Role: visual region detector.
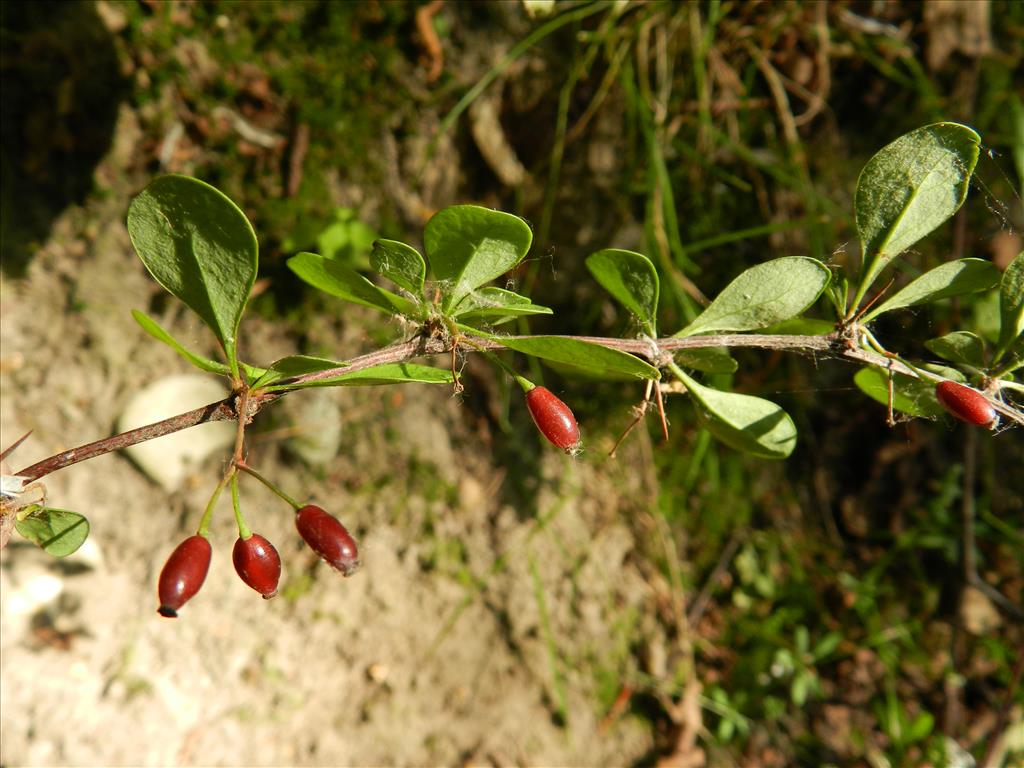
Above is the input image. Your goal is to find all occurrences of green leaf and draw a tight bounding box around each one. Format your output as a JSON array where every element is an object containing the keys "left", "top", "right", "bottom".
[
  {"left": 266, "top": 363, "right": 453, "bottom": 390},
  {"left": 452, "top": 287, "right": 552, "bottom": 325},
  {"left": 316, "top": 209, "right": 377, "bottom": 268},
  {"left": 853, "top": 365, "right": 964, "bottom": 418},
  {"left": 813, "top": 631, "right": 842, "bottom": 660},
  {"left": 287, "top": 252, "right": 420, "bottom": 317},
  {"left": 675, "top": 257, "right": 831, "bottom": 336},
  {"left": 854, "top": 123, "right": 981, "bottom": 299},
  {"left": 15, "top": 508, "right": 90, "bottom": 557},
  {"left": 996, "top": 251, "right": 1024, "bottom": 359},
  {"left": 281, "top": 207, "right": 376, "bottom": 270},
  {"left": 585, "top": 249, "right": 660, "bottom": 333},
  {"left": 905, "top": 712, "right": 935, "bottom": 743},
  {"left": 672, "top": 347, "right": 738, "bottom": 374},
  {"left": 126, "top": 175, "right": 258, "bottom": 364},
  {"left": 791, "top": 672, "right": 812, "bottom": 707},
  {"left": 675, "top": 370, "right": 797, "bottom": 459},
  {"left": 251, "top": 355, "right": 347, "bottom": 388},
  {"left": 478, "top": 332, "right": 660, "bottom": 380},
  {"left": 924, "top": 331, "right": 987, "bottom": 367},
  {"left": 758, "top": 318, "right": 835, "bottom": 335},
  {"left": 538, "top": 360, "right": 638, "bottom": 382},
  {"left": 424, "top": 205, "right": 533, "bottom": 310},
  {"left": 131, "top": 310, "right": 231, "bottom": 375},
  {"left": 862, "top": 258, "right": 1001, "bottom": 321},
  {"left": 371, "top": 239, "right": 427, "bottom": 296},
  {"left": 240, "top": 363, "right": 269, "bottom": 382}
]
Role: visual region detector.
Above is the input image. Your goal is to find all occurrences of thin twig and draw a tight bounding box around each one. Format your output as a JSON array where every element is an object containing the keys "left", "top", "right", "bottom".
[
  {"left": 285, "top": 121, "right": 309, "bottom": 197},
  {"left": 792, "top": 2, "right": 831, "bottom": 127},
  {"left": 13, "top": 330, "right": 1023, "bottom": 483},
  {"left": 415, "top": 0, "right": 445, "bottom": 84},
  {"left": 968, "top": 575, "right": 1024, "bottom": 622},
  {"left": 609, "top": 380, "right": 654, "bottom": 458},
  {"left": 15, "top": 399, "right": 241, "bottom": 482}
]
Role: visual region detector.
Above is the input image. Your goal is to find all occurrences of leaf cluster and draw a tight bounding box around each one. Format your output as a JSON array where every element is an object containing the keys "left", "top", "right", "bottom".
[{"left": 12, "top": 122, "right": 1022, "bottom": 558}]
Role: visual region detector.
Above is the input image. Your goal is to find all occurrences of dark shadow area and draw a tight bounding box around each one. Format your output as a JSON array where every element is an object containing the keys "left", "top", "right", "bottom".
[{"left": 1, "top": 1, "right": 124, "bottom": 276}]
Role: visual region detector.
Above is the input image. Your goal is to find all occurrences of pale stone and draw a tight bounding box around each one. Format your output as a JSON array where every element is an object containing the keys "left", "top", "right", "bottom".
[{"left": 117, "top": 374, "right": 235, "bottom": 492}]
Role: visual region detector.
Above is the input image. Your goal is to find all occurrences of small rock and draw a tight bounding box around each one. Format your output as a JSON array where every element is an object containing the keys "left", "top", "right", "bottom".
[
  {"left": 281, "top": 388, "right": 342, "bottom": 467},
  {"left": 960, "top": 585, "right": 1002, "bottom": 635},
  {"left": 117, "top": 374, "right": 234, "bottom": 491}
]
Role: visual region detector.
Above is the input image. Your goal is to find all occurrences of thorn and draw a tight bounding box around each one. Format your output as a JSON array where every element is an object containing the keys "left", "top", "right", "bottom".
[
  {"left": 849, "top": 277, "right": 896, "bottom": 324},
  {"left": 655, "top": 382, "right": 670, "bottom": 443},
  {"left": 0, "top": 431, "right": 33, "bottom": 463}
]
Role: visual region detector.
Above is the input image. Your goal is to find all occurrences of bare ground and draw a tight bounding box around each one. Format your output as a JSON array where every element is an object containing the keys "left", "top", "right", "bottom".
[{"left": 0, "top": 107, "right": 660, "bottom": 767}]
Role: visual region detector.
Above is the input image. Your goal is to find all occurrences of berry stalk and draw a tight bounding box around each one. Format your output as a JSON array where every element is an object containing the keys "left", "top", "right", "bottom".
[
  {"left": 231, "top": 474, "right": 251, "bottom": 540},
  {"left": 236, "top": 462, "right": 302, "bottom": 510}
]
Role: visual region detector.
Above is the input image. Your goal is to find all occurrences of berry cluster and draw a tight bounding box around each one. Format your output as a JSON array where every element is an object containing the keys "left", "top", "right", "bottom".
[
  {"left": 157, "top": 504, "right": 359, "bottom": 618},
  {"left": 156, "top": 372, "right": 576, "bottom": 619}
]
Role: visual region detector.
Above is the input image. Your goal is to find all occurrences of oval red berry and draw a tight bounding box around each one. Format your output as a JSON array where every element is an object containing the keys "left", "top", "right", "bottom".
[
  {"left": 526, "top": 386, "right": 581, "bottom": 452},
  {"left": 232, "top": 533, "right": 282, "bottom": 599},
  {"left": 935, "top": 381, "right": 996, "bottom": 428},
  {"left": 295, "top": 505, "right": 360, "bottom": 577},
  {"left": 157, "top": 535, "right": 212, "bottom": 618}
]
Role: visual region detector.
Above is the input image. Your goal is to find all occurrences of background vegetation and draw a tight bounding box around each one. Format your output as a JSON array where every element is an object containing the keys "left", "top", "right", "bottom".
[{"left": 2, "top": 1, "right": 1022, "bottom": 765}]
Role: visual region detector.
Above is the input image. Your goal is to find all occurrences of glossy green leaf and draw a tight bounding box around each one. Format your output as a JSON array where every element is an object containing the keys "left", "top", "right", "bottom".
[
  {"left": 288, "top": 252, "right": 420, "bottom": 316},
  {"left": 828, "top": 269, "right": 850, "bottom": 317},
  {"left": 996, "top": 251, "right": 1024, "bottom": 359},
  {"left": 479, "top": 333, "right": 659, "bottom": 380},
  {"left": 862, "top": 258, "right": 1000, "bottom": 321},
  {"left": 266, "top": 363, "right": 453, "bottom": 390},
  {"left": 371, "top": 239, "right": 427, "bottom": 296},
  {"left": 538, "top": 361, "right": 638, "bottom": 382},
  {"left": 924, "top": 331, "right": 987, "bottom": 367},
  {"left": 131, "top": 310, "right": 231, "bottom": 376},
  {"left": 758, "top": 318, "right": 835, "bottom": 335},
  {"left": 585, "top": 249, "right": 660, "bottom": 333},
  {"left": 251, "top": 355, "right": 348, "bottom": 388},
  {"left": 127, "top": 175, "right": 258, "bottom": 364},
  {"left": 452, "top": 287, "right": 552, "bottom": 325},
  {"left": 854, "top": 123, "right": 980, "bottom": 298},
  {"left": 672, "top": 347, "right": 738, "bottom": 374},
  {"left": 675, "top": 257, "right": 830, "bottom": 336},
  {"left": 676, "top": 370, "right": 796, "bottom": 459},
  {"left": 240, "top": 363, "right": 269, "bottom": 382},
  {"left": 15, "top": 508, "right": 90, "bottom": 557},
  {"left": 424, "top": 206, "right": 533, "bottom": 310},
  {"left": 853, "top": 365, "right": 964, "bottom": 418}
]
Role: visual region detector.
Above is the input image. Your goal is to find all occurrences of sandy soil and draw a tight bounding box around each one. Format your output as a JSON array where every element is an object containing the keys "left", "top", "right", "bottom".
[{"left": 0, "top": 104, "right": 665, "bottom": 767}]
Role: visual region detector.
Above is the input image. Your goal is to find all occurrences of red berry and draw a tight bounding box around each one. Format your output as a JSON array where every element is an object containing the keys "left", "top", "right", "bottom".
[
  {"left": 295, "top": 505, "right": 360, "bottom": 576},
  {"left": 935, "top": 381, "right": 997, "bottom": 428},
  {"left": 232, "top": 533, "right": 282, "bottom": 599},
  {"left": 526, "top": 386, "right": 581, "bottom": 452},
  {"left": 157, "top": 535, "right": 212, "bottom": 618}
]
